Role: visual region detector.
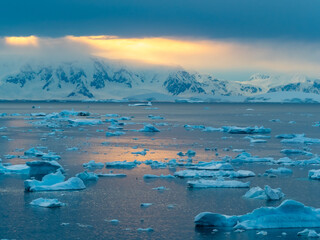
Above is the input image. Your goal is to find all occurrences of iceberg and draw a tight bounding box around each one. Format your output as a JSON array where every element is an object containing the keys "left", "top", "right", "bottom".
[
  {"left": 105, "top": 160, "right": 139, "bottom": 169},
  {"left": 194, "top": 200, "right": 320, "bottom": 229},
  {"left": 68, "top": 119, "right": 102, "bottom": 126},
  {"left": 232, "top": 152, "right": 273, "bottom": 163},
  {"left": 276, "top": 134, "right": 299, "bottom": 139},
  {"left": 105, "top": 131, "right": 126, "bottom": 137},
  {"left": 41, "top": 153, "right": 61, "bottom": 160},
  {"left": 281, "top": 134, "right": 320, "bottom": 144},
  {"left": 265, "top": 167, "right": 293, "bottom": 175},
  {"left": 139, "top": 124, "right": 160, "bottom": 132},
  {"left": 76, "top": 171, "right": 99, "bottom": 181},
  {"left": 24, "top": 171, "right": 86, "bottom": 192},
  {"left": 192, "top": 162, "right": 234, "bottom": 171},
  {"left": 30, "top": 198, "right": 66, "bottom": 208},
  {"left": 174, "top": 170, "right": 255, "bottom": 178},
  {"left": 26, "top": 160, "right": 64, "bottom": 175},
  {"left": 281, "top": 149, "right": 313, "bottom": 156},
  {"left": 128, "top": 102, "right": 152, "bottom": 107},
  {"left": 297, "top": 229, "right": 320, "bottom": 237},
  {"left": 244, "top": 185, "right": 284, "bottom": 200},
  {"left": 24, "top": 147, "right": 45, "bottom": 157},
  {"left": 308, "top": 169, "right": 320, "bottom": 180},
  {"left": 83, "top": 160, "right": 104, "bottom": 169},
  {"left": 0, "top": 163, "right": 30, "bottom": 174},
  {"left": 143, "top": 174, "right": 175, "bottom": 179},
  {"left": 188, "top": 179, "right": 250, "bottom": 188},
  {"left": 222, "top": 126, "right": 271, "bottom": 134}
]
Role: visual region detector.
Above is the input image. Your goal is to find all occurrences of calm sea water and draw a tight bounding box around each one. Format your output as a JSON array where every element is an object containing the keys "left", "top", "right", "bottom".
[{"left": 1, "top": 102, "right": 320, "bottom": 240}]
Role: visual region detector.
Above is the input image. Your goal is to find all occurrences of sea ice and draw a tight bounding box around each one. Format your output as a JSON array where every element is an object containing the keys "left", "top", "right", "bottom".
[
  {"left": 281, "top": 134, "right": 320, "bottom": 144},
  {"left": 105, "top": 161, "right": 139, "bottom": 169},
  {"left": 68, "top": 119, "right": 102, "bottom": 126},
  {"left": 222, "top": 126, "right": 271, "bottom": 134},
  {"left": 244, "top": 185, "right": 284, "bottom": 200},
  {"left": 194, "top": 200, "right": 320, "bottom": 229},
  {"left": 41, "top": 152, "right": 61, "bottom": 160},
  {"left": 0, "top": 163, "right": 30, "bottom": 174},
  {"left": 24, "top": 147, "right": 45, "bottom": 157},
  {"left": 265, "top": 167, "right": 293, "bottom": 175},
  {"left": 97, "top": 173, "right": 127, "bottom": 177},
  {"left": 297, "top": 229, "right": 320, "bottom": 237},
  {"left": 30, "top": 198, "right": 66, "bottom": 208},
  {"left": 143, "top": 174, "right": 175, "bottom": 179},
  {"left": 76, "top": 171, "right": 99, "bottom": 181},
  {"left": 174, "top": 170, "right": 255, "bottom": 178},
  {"left": 26, "top": 160, "right": 64, "bottom": 175},
  {"left": 24, "top": 171, "right": 86, "bottom": 192},
  {"left": 308, "top": 169, "right": 320, "bottom": 180},
  {"left": 188, "top": 178, "right": 250, "bottom": 188},
  {"left": 139, "top": 124, "right": 160, "bottom": 132},
  {"left": 232, "top": 152, "right": 273, "bottom": 163},
  {"left": 105, "top": 131, "right": 126, "bottom": 137},
  {"left": 83, "top": 160, "right": 104, "bottom": 169}
]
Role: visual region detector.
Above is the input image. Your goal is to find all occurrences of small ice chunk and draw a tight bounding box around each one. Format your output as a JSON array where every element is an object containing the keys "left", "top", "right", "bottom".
[
  {"left": 143, "top": 174, "right": 174, "bottom": 179},
  {"left": 139, "top": 124, "right": 160, "bottom": 132},
  {"left": 308, "top": 169, "right": 320, "bottom": 180},
  {"left": 152, "top": 186, "right": 168, "bottom": 190},
  {"left": 137, "top": 228, "right": 154, "bottom": 232},
  {"left": 97, "top": 173, "right": 127, "bottom": 177},
  {"left": 68, "top": 119, "right": 102, "bottom": 126},
  {"left": 105, "top": 161, "right": 138, "bottom": 169},
  {"left": 222, "top": 126, "right": 271, "bottom": 134},
  {"left": 265, "top": 167, "right": 293, "bottom": 175},
  {"left": 106, "top": 131, "right": 126, "bottom": 137},
  {"left": 30, "top": 198, "right": 65, "bottom": 208},
  {"left": 140, "top": 203, "right": 152, "bottom": 208}
]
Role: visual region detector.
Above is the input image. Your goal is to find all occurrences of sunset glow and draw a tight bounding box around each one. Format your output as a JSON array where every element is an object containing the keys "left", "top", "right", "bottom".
[{"left": 5, "top": 36, "right": 38, "bottom": 46}]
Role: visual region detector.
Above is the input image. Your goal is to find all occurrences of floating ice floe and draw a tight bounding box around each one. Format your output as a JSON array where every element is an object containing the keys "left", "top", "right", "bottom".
[
  {"left": 152, "top": 186, "right": 168, "bottom": 190},
  {"left": 128, "top": 102, "right": 152, "bottom": 107},
  {"left": 194, "top": 200, "right": 320, "bottom": 229},
  {"left": 281, "top": 134, "right": 320, "bottom": 144},
  {"left": 83, "top": 160, "right": 104, "bottom": 169},
  {"left": 232, "top": 152, "right": 273, "bottom": 163},
  {"left": 30, "top": 198, "right": 66, "bottom": 208},
  {"left": 26, "top": 160, "right": 64, "bottom": 175},
  {"left": 131, "top": 150, "right": 147, "bottom": 156},
  {"left": 297, "top": 229, "right": 320, "bottom": 237},
  {"left": 24, "top": 147, "right": 45, "bottom": 157},
  {"left": 76, "top": 171, "right": 99, "bottom": 181},
  {"left": 308, "top": 169, "right": 320, "bottom": 180},
  {"left": 0, "top": 163, "right": 30, "bottom": 174},
  {"left": 4, "top": 154, "right": 17, "bottom": 159},
  {"left": 190, "top": 162, "right": 234, "bottom": 171},
  {"left": 105, "top": 160, "right": 139, "bottom": 169},
  {"left": 143, "top": 174, "right": 175, "bottom": 179},
  {"left": 105, "top": 114, "right": 119, "bottom": 117},
  {"left": 24, "top": 171, "right": 86, "bottom": 192},
  {"left": 174, "top": 170, "right": 255, "bottom": 178},
  {"left": 276, "top": 134, "right": 299, "bottom": 139},
  {"left": 97, "top": 173, "right": 127, "bottom": 177},
  {"left": 139, "top": 124, "right": 160, "bottom": 132},
  {"left": 148, "top": 115, "right": 164, "bottom": 120},
  {"left": 243, "top": 185, "right": 285, "bottom": 200},
  {"left": 141, "top": 203, "right": 153, "bottom": 208},
  {"left": 188, "top": 178, "right": 250, "bottom": 188},
  {"left": 106, "top": 131, "right": 126, "bottom": 137},
  {"left": 281, "top": 149, "right": 313, "bottom": 156},
  {"left": 41, "top": 153, "right": 61, "bottom": 161},
  {"left": 265, "top": 167, "right": 293, "bottom": 175},
  {"left": 222, "top": 126, "right": 271, "bottom": 134},
  {"left": 68, "top": 119, "right": 102, "bottom": 126},
  {"left": 137, "top": 228, "right": 154, "bottom": 232}
]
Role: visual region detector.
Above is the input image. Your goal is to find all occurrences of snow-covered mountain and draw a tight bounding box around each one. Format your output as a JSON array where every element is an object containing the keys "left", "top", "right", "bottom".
[{"left": 0, "top": 57, "right": 319, "bottom": 102}]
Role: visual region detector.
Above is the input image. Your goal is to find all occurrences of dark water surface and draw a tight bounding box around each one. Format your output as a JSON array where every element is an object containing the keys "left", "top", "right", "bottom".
[{"left": 1, "top": 102, "right": 320, "bottom": 239}]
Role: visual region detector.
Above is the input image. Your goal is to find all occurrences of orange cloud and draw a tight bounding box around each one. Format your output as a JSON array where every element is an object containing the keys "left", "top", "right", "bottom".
[{"left": 5, "top": 36, "right": 38, "bottom": 46}]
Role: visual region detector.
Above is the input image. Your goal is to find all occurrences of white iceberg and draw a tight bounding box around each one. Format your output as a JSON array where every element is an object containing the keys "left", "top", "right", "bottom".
[
  {"left": 30, "top": 198, "right": 66, "bottom": 208},
  {"left": 297, "top": 229, "right": 320, "bottom": 237},
  {"left": 24, "top": 171, "right": 86, "bottom": 192},
  {"left": 244, "top": 185, "right": 284, "bottom": 200},
  {"left": 139, "top": 124, "right": 160, "bottom": 132},
  {"left": 194, "top": 200, "right": 320, "bottom": 229},
  {"left": 188, "top": 179, "right": 250, "bottom": 188}
]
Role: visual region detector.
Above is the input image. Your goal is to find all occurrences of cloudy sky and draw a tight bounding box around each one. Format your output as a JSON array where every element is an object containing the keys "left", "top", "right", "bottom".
[{"left": 1, "top": 0, "right": 319, "bottom": 80}]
